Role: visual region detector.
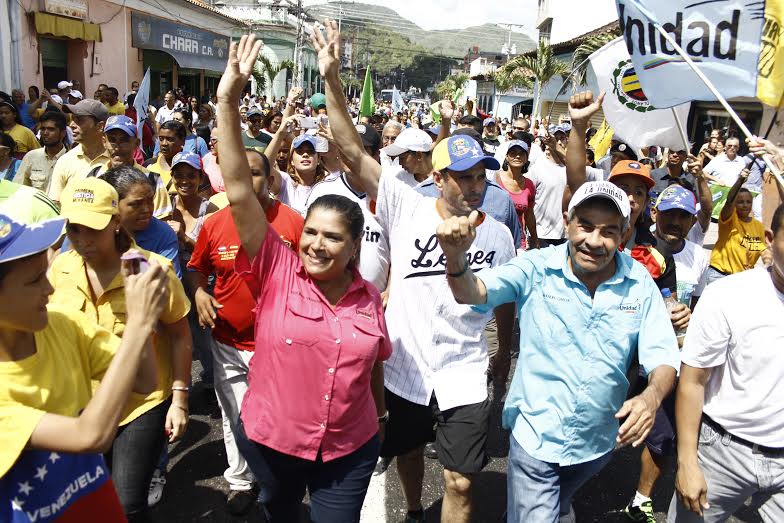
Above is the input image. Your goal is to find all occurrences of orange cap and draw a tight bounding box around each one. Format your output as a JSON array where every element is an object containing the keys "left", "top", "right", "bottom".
[{"left": 608, "top": 160, "right": 655, "bottom": 190}]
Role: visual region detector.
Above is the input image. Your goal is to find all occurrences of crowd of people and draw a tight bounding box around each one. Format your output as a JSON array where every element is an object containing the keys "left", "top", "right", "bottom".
[{"left": 0, "top": 18, "right": 783, "bottom": 523}]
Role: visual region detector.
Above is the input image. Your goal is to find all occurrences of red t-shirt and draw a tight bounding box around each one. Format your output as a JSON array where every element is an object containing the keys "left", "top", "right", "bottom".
[{"left": 187, "top": 202, "right": 303, "bottom": 351}]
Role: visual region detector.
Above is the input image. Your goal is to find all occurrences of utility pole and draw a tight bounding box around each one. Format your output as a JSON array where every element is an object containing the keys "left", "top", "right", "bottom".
[
  {"left": 498, "top": 23, "right": 525, "bottom": 63},
  {"left": 292, "top": 0, "right": 303, "bottom": 87}
]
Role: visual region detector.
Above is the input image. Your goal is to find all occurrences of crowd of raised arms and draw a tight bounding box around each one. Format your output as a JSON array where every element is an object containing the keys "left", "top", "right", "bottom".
[{"left": 0, "top": 17, "right": 783, "bottom": 523}]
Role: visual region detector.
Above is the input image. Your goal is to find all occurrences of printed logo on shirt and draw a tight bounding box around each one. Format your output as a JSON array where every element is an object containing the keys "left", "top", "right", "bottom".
[
  {"left": 216, "top": 244, "right": 240, "bottom": 261},
  {"left": 543, "top": 292, "right": 570, "bottom": 304},
  {"left": 740, "top": 234, "right": 764, "bottom": 253},
  {"left": 619, "top": 299, "right": 641, "bottom": 314},
  {"left": 406, "top": 233, "right": 495, "bottom": 279},
  {"left": 356, "top": 307, "right": 375, "bottom": 322},
  {"left": 363, "top": 225, "right": 380, "bottom": 244}
]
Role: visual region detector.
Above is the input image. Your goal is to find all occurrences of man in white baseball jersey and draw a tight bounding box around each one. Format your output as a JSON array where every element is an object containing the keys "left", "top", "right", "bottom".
[{"left": 313, "top": 20, "right": 516, "bottom": 523}]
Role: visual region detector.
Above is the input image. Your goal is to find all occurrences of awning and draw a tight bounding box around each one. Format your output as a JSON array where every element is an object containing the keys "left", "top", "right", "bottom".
[
  {"left": 131, "top": 12, "right": 230, "bottom": 73},
  {"left": 34, "top": 12, "right": 102, "bottom": 42}
]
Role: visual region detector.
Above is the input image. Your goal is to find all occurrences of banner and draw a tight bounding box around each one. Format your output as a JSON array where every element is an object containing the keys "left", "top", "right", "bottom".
[
  {"left": 359, "top": 66, "right": 375, "bottom": 117},
  {"left": 708, "top": 184, "right": 760, "bottom": 220},
  {"left": 589, "top": 38, "right": 690, "bottom": 153},
  {"left": 615, "top": 0, "right": 784, "bottom": 107},
  {"left": 134, "top": 68, "right": 150, "bottom": 140}
]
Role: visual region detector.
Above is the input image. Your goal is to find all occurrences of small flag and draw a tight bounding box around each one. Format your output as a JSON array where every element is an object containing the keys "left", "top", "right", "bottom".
[
  {"left": 615, "top": 0, "right": 784, "bottom": 107},
  {"left": 391, "top": 86, "right": 405, "bottom": 114},
  {"left": 589, "top": 119, "right": 614, "bottom": 159},
  {"left": 588, "top": 37, "right": 690, "bottom": 152},
  {"left": 134, "top": 68, "right": 151, "bottom": 140},
  {"left": 359, "top": 66, "right": 375, "bottom": 117}
]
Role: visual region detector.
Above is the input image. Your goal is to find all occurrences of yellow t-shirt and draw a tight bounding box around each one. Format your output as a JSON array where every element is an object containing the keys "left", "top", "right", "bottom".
[
  {"left": 710, "top": 211, "right": 766, "bottom": 274},
  {"left": 7, "top": 124, "right": 41, "bottom": 154},
  {"left": 98, "top": 162, "right": 173, "bottom": 220},
  {"left": 105, "top": 101, "right": 127, "bottom": 116},
  {"left": 48, "top": 246, "right": 191, "bottom": 425},
  {"left": 0, "top": 305, "right": 119, "bottom": 478}
]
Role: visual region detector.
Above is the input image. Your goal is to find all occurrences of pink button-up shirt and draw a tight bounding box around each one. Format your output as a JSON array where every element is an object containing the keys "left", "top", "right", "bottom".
[{"left": 236, "top": 228, "right": 392, "bottom": 462}]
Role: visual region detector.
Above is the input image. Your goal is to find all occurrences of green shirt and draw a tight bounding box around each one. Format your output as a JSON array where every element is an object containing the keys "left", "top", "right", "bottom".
[{"left": 241, "top": 131, "right": 271, "bottom": 153}]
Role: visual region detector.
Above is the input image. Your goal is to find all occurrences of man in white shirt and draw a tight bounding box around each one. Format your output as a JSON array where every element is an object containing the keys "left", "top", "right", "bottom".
[
  {"left": 527, "top": 131, "right": 568, "bottom": 246},
  {"left": 314, "top": 22, "right": 516, "bottom": 523},
  {"left": 702, "top": 136, "right": 746, "bottom": 187},
  {"left": 154, "top": 92, "right": 178, "bottom": 129},
  {"left": 380, "top": 127, "right": 435, "bottom": 188},
  {"left": 668, "top": 204, "right": 784, "bottom": 522}
]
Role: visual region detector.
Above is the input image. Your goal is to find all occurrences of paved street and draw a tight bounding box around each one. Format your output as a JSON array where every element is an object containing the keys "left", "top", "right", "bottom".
[{"left": 151, "top": 353, "right": 759, "bottom": 523}]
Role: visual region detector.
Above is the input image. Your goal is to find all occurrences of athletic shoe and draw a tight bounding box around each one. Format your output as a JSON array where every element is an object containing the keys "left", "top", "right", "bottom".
[
  {"left": 226, "top": 489, "right": 256, "bottom": 516},
  {"left": 424, "top": 441, "right": 438, "bottom": 459},
  {"left": 623, "top": 499, "right": 655, "bottom": 523},
  {"left": 147, "top": 469, "right": 166, "bottom": 507}
]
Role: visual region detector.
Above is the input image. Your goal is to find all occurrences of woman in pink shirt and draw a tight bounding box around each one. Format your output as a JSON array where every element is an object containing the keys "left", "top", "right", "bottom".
[
  {"left": 216, "top": 35, "right": 391, "bottom": 523},
  {"left": 495, "top": 139, "right": 539, "bottom": 249}
]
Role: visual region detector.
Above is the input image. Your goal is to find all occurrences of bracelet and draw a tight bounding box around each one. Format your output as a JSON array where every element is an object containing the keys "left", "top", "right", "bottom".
[
  {"left": 377, "top": 411, "right": 389, "bottom": 423},
  {"left": 446, "top": 262, "right": 470, "bottom": 278},
  {"left": 172, "top": 386, "right": 190, "bottom": 393}
]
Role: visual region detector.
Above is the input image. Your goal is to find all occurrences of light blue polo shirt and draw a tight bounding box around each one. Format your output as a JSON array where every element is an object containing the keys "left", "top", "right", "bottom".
[{"left": 475, "top": 243, "right": 680, "bottom": 465}]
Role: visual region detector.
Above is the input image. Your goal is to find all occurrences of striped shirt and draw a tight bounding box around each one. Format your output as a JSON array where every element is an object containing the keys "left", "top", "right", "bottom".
[{"left": 377, "top": 175, "right": 515, "bottom": 410}]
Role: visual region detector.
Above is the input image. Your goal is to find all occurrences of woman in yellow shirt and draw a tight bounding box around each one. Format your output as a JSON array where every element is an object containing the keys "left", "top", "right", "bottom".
[
  {"left": 0, "top": 99, "right": 40, "bottom": 158},
  {"left": 0, "top": 213, "right": 170, "bottom": 521},
  {"left": 708, "top": 168, "right": 768, "bottom": 285},
  {"left": 48, "top": 177, "right": 192, "bottom": 521}
]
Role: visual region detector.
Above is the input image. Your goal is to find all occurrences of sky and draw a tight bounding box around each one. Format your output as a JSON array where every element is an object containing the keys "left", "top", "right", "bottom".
[{"left": 305, "top": 0, "right": 541, "bottom": 36}]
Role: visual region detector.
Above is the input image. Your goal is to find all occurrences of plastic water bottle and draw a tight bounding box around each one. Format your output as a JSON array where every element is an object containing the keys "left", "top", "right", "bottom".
[{"left": 661, "top": 288, "right": 687, "bottom": 342}]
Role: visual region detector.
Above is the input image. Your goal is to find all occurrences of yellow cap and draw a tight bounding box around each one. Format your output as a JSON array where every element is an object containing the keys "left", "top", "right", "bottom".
[{"left": 60, "top": 177, "right": 119, "bottom": 230}]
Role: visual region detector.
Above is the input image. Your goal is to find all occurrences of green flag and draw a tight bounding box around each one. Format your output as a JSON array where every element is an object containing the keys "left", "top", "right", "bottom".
[{"left": 359, "top": 66, "right": 375, "bottom": 117}]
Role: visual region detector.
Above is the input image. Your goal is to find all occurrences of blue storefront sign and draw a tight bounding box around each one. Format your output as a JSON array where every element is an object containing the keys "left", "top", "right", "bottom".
[{"left": 131, "top": 12, "right": 230, "bottom": 72}]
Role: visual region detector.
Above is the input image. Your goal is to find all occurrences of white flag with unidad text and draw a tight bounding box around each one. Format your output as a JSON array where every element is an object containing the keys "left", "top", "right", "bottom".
[{"left": 589, "top": 38, "right": 690, "bottom": 152}]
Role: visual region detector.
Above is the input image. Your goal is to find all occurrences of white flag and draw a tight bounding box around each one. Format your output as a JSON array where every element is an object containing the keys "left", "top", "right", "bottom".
[
  {"left": 134, "top": 68, "right": 151, "bottom": 140},
  {"left": 589, "top": 38, "right": 690, "bottom": 152},
  {"left": 391, "top": 86, "right": 405, "bottom": 114}
]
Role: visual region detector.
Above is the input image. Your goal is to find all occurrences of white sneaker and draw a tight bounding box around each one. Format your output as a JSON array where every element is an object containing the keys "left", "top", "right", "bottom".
[{"left": 147, "top": 469, "right": 166, "bottom": 507}]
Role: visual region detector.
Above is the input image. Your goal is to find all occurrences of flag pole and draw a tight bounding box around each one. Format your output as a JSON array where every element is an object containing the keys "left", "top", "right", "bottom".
[
  {"left": 650, "top": 23, "right": 784, "bottom": 190},
  {"left": 671, "top": 108, "right": 690, "bottom": 152}
]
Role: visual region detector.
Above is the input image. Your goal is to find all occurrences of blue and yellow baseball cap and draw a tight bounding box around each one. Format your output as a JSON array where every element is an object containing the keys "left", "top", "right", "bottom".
[
  {"left": 0, "top": 214, "right": 66, "bottom": 263},
  {"left": 104, "top": 115, "right": 137, "bottom": 137},
  {"left": 655, "top": 185, "right": 697, "bottom": 215},
  {"left": 432, "top": 135, "right": 500, "bottom": 172}
]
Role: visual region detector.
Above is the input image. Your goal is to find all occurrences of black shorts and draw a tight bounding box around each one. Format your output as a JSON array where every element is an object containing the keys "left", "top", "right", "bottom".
[
  {"left": 645, "top": 392, "right": 676, "bottom": 456},
  {"left": 380, "top": 388, "right": 490, "bottom": 474}
]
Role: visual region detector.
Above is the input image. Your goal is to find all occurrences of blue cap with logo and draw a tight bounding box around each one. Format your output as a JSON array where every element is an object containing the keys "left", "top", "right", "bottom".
[
  {"left": 104, "top": 115, "right": 137, "bottom": 137},
  {"left": 0, "top": 214, "right": 66, "bottom": 264},
  {"left": 506, "top": 139, "right": 529, "bottom": 153},
  {"left": 655, "top": 185, "right": 697, "bottom": 215},
  {"left": 172, "top": 151, "right": 202, "bottom": 171},
  {"left": 432, "top": 134, "right": 501, "bottom": 172},
  {"left": 292, "top": 134, "right": 318, "bottom": 150}
]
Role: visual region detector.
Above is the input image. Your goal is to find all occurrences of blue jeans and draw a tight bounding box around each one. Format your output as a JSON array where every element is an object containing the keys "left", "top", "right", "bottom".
[
  {"left": 188, "top": 308, "right": 214, "bottom": 385},
  {"left": 235, "top": 418, "right": 379, "bottom": 523},
  {"left": 105, "top": 399, "right": 170, "bottom": 522},
  {"left": 507, "top": 434, "right": 613, "bottom": 522}
]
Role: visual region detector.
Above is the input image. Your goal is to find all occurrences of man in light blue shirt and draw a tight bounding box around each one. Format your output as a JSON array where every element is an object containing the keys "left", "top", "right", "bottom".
[{"left": 436, "top": 180, "right": 680, "bottom": 522}]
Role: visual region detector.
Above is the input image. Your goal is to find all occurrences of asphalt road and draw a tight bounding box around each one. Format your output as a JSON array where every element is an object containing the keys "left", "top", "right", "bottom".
[{"left": 149, "top": 359, "right": 760, "bottom": 523}]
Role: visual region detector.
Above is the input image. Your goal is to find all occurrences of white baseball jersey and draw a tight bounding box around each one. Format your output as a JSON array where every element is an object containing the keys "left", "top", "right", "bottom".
[
  {"left": 305, "top": 173, "right": 390, "bottom": 291},
  {"left": 377, "top": 174, "right": 516, "bottom": 410}
]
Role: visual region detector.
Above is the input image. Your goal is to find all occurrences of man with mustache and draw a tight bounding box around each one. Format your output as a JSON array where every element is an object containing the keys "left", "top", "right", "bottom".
[{"left": 439, "top": 179, "right": 680, "bottom": 522}]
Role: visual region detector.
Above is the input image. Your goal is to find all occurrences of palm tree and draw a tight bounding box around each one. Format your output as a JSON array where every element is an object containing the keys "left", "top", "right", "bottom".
[
  {"left": 435, "top": 72, "right": 470, "bottom": 101},
  {"left": 255, "top": 56, "right": 295, "bottom": 99},
  {"left": 340, "top": 71, "right": 362, "bottom": 99},
  {"left": 500, "top": 39, "right": 570, "bottom": 120},
  {"left": 491, "top": 68, "right": 531, "bottom": 116},
  {"left": 569, "top": 32, "right": 620, "bottom": 89}
]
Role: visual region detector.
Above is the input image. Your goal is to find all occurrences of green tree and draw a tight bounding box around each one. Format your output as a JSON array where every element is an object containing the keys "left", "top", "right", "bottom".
[
  {"left": 500, "top": 39, "right": 570, "bottom": 120},
  {"left": 569, "top": 33, "right": 619, "bottom": 89},
  {"left": 435, "top": 72, "right": 469, "bottom": 100},
  {"left": 255, "top": 56, "right": 295, "bottom": 99},
  {"left": 340, "top": 71, "right": 362, "bottom": 99},
  {"left": 491, "top": 68, "right": 531, "bottom": 116}
]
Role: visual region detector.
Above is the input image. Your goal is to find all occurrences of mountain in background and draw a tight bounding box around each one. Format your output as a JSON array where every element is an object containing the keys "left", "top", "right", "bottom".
[{"left": 308, "top": 2, "right": 535, "bottom": 58}]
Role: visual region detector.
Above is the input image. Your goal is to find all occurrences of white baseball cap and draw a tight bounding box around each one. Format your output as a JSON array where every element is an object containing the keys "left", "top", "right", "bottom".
[
  {"left": 57, "top": 81, "right": 73, "bottom": 90},
  {"left": 567, "top": 181, "right": 631, "bottom": 221},
  {"left": 381, "top": 128, "right": 432, "bottom": 157},
  {"left": 69, "top": 90, "right": 83, "bottom": 100}
]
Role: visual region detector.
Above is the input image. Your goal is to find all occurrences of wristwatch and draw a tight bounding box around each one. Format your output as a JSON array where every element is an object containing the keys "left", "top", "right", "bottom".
[{"left": 377, "top": 411, "right": 389, "bottom": 423}]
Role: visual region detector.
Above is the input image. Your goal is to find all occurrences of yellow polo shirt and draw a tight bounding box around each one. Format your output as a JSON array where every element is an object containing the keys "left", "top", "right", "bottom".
[
  {"left": 710, "top": 211, "right": 766, "bottom": 274},
  {"left": 48, "top": 144, "right": 111, "bottom": 201},
  {"left": 48, "top": 246, "right": 191, "bottom": 425},
  {"left": 0, "top": 305, "right": 119, "bottom": 478},
  {"left": 147, "top": 155, "right": 175, "bottom": 194},
  {"left": 7, "top": 124, "right": 41, "bottom": 155}
]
